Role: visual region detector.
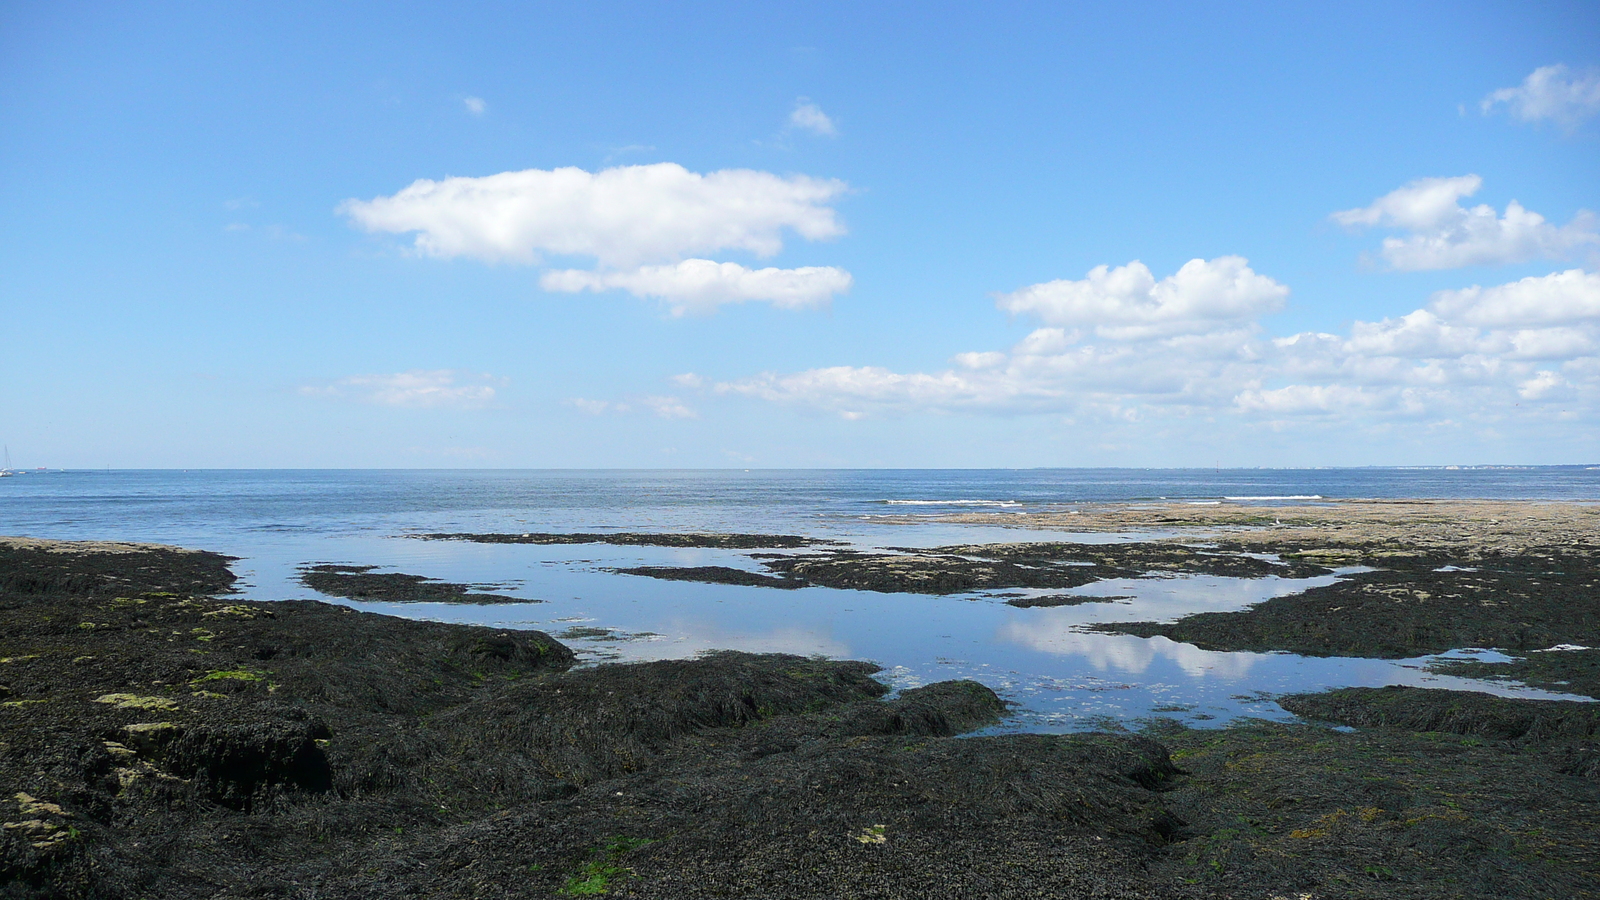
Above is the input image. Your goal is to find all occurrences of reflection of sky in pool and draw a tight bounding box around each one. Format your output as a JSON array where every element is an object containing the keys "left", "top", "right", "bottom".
[
  {"left": 5, "top": 469, "right": 1591, "bottom": 732},
  {"left": 219, "top": 532, "right": 1585, "bottom": 732}
]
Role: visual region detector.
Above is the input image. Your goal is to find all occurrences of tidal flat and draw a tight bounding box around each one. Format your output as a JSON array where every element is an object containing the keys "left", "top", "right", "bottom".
[{"left": 2, "top": 499, "right": 1598, "bottom": 898}]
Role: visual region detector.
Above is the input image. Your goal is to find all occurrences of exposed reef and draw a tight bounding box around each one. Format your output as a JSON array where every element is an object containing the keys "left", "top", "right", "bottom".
[
  {"left": 1098, "top": 540, "right": 1600, "bottom": 664},
  {"left": 414, "top": 531, "right": 835, "bottom": 549},
  {"left": 300, "top": 563, "right": 532, "bottom": 604},
  {"left": 1001, "top": 593, "right": 1130, "bottom": 608},
  {"left": 615, "top": 540, "right": 1333, "bottom": 595},
  {"left": 614, "top": 564, "right": 804, "bottom": 589},
  {"left": 1427, "top": 646, "right": 1600, "bottom": 699}
]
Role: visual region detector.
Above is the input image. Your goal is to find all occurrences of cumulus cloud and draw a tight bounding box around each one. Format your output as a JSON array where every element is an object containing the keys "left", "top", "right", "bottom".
[
  {"left": 715, "top": 265, "right": 1600, "bottom": 431},
  {"left": 996, "top": 257, "right": 1288, "bottom": 339},
  {"left": 1481, "top": 64, "right": 1600, "bottom": 128},
  {"left": 540, "top": 259, "right": 851, "bottom": 315},
  {"left": 1428, "top": 268, "right": 1600, "bottom": 327},
  {"left": 788, "top": 99, "right": 837, "bottom": 136},
  {"left": 342, "top": 162, "right": 853, "bottom": 315},
  {"left": 302, "top": 370, "right": 500, "bottom": 408},
  {"left": 1332, "top": 175, "right": 1599, "bottom": 270},
  {"left": 463, "top": 96, "right": 487, "bottom": 115},
  {"left": 340, "top": 163, "right": 848, "bottom": 268}
]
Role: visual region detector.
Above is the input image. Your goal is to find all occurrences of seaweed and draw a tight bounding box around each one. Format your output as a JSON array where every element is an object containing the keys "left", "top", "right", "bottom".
[
  {"left": 414, "top": 531, "right": 835, "bottom": 549},
  {"left": 300, "top": 564, "right": 533, "bottom": 605}
]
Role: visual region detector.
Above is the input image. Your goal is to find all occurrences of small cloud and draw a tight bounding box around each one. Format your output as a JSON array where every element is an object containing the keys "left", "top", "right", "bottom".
[
  {"left": 1332, "top": 176, "right": 1599, "bottom": 270},
  {"left": 565, "top": 395, "right": 696, "bottom": 418},
  {"left": 788, "top": 98, "right": 837, "bottom": 137},
  {"left": 303, "top": 370, "right": 501, "bottom": 408},
  {"left": 1518, "top": 370, "right": 1565, "bottom": 400},
  {"left": 568, "top": 398, "right": 624, "bottom": 415},
  {"left": 641, "top": 395, "right": 697, "bottom": 419},
  {"left": 995, "top": 256, "right": 1289, "bottom": 339},
  {"left": 463, "top": 96, "right": 487, "bottom": 116},
  {"left": 672, "top": 373, "right": 706, "bottom": 389},
  {"left": 224, "top": 197, "right": 259, "bottom": 211},
  {"left": 541, "top": 259, "right": 851, "bottom": 315},
  {"left": 954, "top": 351, "right": 1006, "bottom": 370},
  {"left": 1480, "top": 64, "right": 1600, "bottom": 129},
  {"left": 224, "top": 223, "right": 250, "bottom": 232}
]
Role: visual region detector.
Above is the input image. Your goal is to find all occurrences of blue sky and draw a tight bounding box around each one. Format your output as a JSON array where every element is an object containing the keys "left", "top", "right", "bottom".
[{"left": 2, "top": 1, "right": 1598, "bottom": 468}]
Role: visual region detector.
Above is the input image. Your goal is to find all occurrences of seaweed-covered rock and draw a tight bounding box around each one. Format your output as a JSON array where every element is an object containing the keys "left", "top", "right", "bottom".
[
  {"left": 1280, "top": 685, "right": 1600, "bottom": 743},
  {"left": 300, "top": 564, "right": 529, "bottom": 604},
  {"left": 415, "top": 531, "right": 830, "bottom": 549},
  {"left": 618, "top": 540, "right": 1334, "bottom": 595},
  {"left": 157, "top": 717, "right": 333, "bottom": 809},
  {"left": 1103, "top": 550, "right": 1600, "bottom": 658}
]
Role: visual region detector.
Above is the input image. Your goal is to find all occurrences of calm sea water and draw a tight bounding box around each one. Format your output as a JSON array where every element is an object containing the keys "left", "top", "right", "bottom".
[{"left": 3, "top": 468, "right": 1596, "bottom": 731}]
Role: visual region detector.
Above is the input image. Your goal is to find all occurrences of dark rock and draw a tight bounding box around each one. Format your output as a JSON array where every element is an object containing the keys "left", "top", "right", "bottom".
[
  {"left": 614, "top": 565, "right": 804, "bottom": 588},
  {"left": 1100, "top": 549, "right": 1600, "bottom": 658},
  {"left": 414, "top": 531, "right": 834, "bottom": 549},
  {"left": 299, "top": 564, "right": 530, "bottom": 604},
  {"left": 1280, "top": 685, "right": 1600, "bottom": 743}
]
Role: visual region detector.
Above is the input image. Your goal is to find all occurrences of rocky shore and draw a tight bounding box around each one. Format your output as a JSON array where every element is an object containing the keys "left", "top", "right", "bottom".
[{"left": 3, "top": 511, "right": 1598, "bottom": 898}]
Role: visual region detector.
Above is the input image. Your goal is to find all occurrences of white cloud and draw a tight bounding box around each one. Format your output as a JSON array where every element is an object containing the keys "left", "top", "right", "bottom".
[
  {"left": 1519, "top": 370, "right": 1565, "bottom": 400},
  {"left": 1428, "top": 268, "right": 1600, "bottom": 327},
  {"left": 995, "top": 257, "right": 1289, "bottom": 339},
  {"left": 1233, "top": 384, "right": 1380, "bottom": 415},
  {"left": 566, "top": 394, "right": 697, "bottom": 419},
  {"left": 303, "top": 370, "right": 500, "bottom": 408},
  {"left": 463, "top": 96, "right": 487, "bottom": 116},
  {"left": 714, "top": 266, "right": 1600, "bottom": 431},
  {"left": 1331, "top": 175, "right": 1482, "bottom": 231},
  {"left": 640, "top": 395, "right": 698, "bottom": 419},
  {"left": 1481, "top": 64, "right": 1600, "bottom": 128},
  {"left": 568, "top": 398, "right": 619, "bottom": 415},
  {"left": 788, "top": 99, "right": 837, "bottom": 136},
  {"left": 1332, "top": 175, "right": 1599, "bottom": 270},
  {"left": 339, "top": 163, "right": 847, "bottom": 269},
  {"left": 540, "top": 259, "right": 851, "bottom": 315},
  {"left": 953, "top": 351, "right": 1006, "bottom": 369}
]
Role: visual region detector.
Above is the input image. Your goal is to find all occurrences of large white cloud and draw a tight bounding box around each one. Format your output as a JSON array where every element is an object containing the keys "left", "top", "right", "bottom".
[
  {"left": 340, "top": 163, "right": 847, "bottom": 268},
  {"left": 995, "top": 257, "right": 1288, "bottom": 339},
  {"left": 707, "top": 267, "right": 1600, "bottom": 430},
  {"left": 1332, "top": 176, "right": 1599, "bottom": 270},
  {"left": 1480, "top": 64, "right": 1600, "bottom": 128},
  {"left": 540, "top": 259, "right": 852, "bottom": 315}
]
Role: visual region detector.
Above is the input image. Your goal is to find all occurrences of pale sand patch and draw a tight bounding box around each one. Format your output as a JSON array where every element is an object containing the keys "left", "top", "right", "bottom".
[
  {"left": 0, "top": 537, "right": 203, "bottom": 555},
  {"left": 873, "top": 499, "right": 1600, "bottom": 554}
]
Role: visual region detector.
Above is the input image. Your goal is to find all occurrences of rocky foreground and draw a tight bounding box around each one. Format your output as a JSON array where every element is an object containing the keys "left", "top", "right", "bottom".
[{"left": 2, "top": 530, "right": 1598, "bottom": 899}]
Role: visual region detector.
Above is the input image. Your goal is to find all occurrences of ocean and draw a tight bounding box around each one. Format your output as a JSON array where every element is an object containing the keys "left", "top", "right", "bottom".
[{"left": 3, "top": 467, "right": 1596, "bottom": 731}]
